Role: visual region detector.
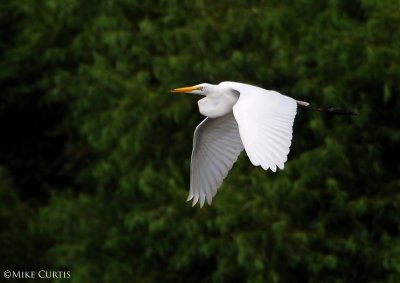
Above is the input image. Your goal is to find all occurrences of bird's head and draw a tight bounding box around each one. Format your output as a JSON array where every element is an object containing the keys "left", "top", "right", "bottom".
[{"left": 170, "top": 83, "right": 215, "bottom": 95}]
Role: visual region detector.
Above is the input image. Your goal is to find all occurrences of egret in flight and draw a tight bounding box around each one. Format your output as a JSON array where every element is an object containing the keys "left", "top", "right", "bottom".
[{"left": 171, "top": 82, "right": 355, "bottom": 207}]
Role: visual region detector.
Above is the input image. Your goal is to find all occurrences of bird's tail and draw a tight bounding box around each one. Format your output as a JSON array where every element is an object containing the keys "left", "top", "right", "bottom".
[{"left": 296, "top": 100, "right": 357, "bottom": 116}]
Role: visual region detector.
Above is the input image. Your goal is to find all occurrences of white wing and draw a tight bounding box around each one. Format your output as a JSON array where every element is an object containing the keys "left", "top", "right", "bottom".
[
  {"left": 189, "top": 113, "right": 244, "bottom": 207},
  {"left": 220, "top": 82, "right": 297, "bottom": 172}
]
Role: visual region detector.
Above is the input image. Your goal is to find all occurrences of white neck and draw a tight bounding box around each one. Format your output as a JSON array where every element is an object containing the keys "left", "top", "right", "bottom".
[{"left": 197, "top": 86, "right": 239, "bottom": 118}]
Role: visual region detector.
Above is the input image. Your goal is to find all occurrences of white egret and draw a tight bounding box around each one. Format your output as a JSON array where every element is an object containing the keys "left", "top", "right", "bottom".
[{"left": 171, "top": 81, "right": 355, "bottom": 207}]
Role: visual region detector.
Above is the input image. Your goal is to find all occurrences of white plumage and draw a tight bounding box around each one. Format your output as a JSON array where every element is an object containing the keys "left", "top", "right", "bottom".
[{"left": 171, "top": 81, "right": 298, "bottom": 207}]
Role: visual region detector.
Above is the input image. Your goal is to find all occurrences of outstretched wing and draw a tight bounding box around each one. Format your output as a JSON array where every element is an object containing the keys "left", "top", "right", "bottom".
[
  {"left": 189, "top": 113, "right": 244, "bottom": 207},
  {"left": 220, "top": 82, "right": 297, "bottom": 172}
]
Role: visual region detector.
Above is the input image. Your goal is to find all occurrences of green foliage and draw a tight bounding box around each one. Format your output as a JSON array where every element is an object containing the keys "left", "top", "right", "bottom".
[
  {"left": 1, "top": 0, "right": 400, "bottom": 282},
  {"left": 0, "top": 167, "right": 48, "bottom": 271}
]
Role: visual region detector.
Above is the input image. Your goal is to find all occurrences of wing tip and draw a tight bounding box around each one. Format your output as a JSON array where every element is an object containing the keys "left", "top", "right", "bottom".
[{"left": 187, "top": 193, "right": 214, "bottom": 208}]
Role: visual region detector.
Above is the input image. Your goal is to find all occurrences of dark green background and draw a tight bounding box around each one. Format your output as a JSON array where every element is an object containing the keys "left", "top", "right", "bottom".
[{"left": 1, "top": 0, "right": 399, "bottom": 282}]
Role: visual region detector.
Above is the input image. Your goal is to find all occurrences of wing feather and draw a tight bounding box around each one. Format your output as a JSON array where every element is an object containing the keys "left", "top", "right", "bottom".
[
  {"left": 219, "top": 82, "right": 297, "bottom": 171},
  {"left": 189, "top": 113, "right": 244, "bottom": 207}
]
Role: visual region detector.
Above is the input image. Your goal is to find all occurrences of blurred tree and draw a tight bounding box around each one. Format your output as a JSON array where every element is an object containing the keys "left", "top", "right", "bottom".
[{"left": 1, "top": 0, "right": 399, "bottom": 282}]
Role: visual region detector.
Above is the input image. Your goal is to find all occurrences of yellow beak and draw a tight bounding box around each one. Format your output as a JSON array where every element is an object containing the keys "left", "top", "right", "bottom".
[{"left": 170, "top": 85, "right": 200, "bottom": 93}]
